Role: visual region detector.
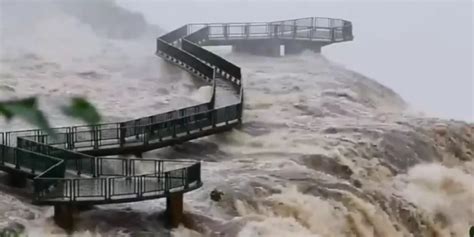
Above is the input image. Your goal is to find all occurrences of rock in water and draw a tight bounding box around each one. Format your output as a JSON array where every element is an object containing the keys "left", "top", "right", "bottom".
[{"left": 210, "top": 189, "right": 224, "bottom": 202}]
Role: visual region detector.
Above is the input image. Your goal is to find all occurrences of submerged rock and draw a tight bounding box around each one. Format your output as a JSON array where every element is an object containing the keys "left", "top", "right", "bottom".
[{"left": 210, "top": 189, "right": 224, "bottom": 202}]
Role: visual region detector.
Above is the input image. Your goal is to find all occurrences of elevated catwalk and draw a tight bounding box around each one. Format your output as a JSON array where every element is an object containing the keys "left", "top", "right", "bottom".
[{"left": 0, "top": 17, "right": 353, "bottom": 230}]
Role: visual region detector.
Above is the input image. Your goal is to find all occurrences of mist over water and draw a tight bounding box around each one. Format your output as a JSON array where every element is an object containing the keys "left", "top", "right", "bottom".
[
  {"left": 0, "top": 0, "right": 207, "bottom": 130},
  {"left": 0, "top": 1, "right": 473, "bottom": 237}
]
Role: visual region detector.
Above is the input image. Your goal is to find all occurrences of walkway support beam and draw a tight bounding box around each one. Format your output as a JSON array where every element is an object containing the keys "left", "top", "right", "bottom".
[
  {"left": 284, "top": 41, "right": 328, "bottom": 55},
  {"left": 166, "top": 192, "right": 184, "bottom": 227},
  {"left": 232, "top": 39, "right": 281, "bottom": 57},
  {"left": 230, "top": 40, "right": 330, "bottom": 57},
  {"left": 54, "top": 204, "right": 79, "bottom": 231}
]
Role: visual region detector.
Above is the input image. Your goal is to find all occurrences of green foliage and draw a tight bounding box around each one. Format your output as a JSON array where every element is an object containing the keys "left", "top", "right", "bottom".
[
  {"left": 0, "top": 227, "right": 26, "bottom": 237},
  {"left": 61, "top": 97, "right": 101, "bottom": 125},
  {"left": 0, "top": 97, "right": 101, "bottom": 134},
  {"left": 0, "top": 97, "right": 52, "bottom": 134}
]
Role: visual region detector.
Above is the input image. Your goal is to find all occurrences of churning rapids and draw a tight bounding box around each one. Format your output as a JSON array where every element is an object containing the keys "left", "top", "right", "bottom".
[{"left": 0, "top": 1, "right": 472, "bottom": 237}]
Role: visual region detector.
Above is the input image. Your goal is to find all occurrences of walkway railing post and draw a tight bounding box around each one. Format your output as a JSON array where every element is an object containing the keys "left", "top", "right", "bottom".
[
  {"left": 223, "top": 24, "right": 228, "bottom": 39},
  {"left": 92, "top": 157, "right": 97, "bottom": 177},
  {"left": 72, "top": 179, "right": 77, "bottom": 201},
  {"left": 101, "top": 178, "right": 105, "bottom": 200},
  {"left": 183, "top": 168, "right": 188, "bottom": 189},
  {"left": 165, "top": 172, "right": 170, "bottom": 194},
  {"left": 66, "top": 127, "right": 71, "bottom": 150},
  {"left": 0, "top": 144, "right": 4, "bottom": 165},
  {"left": 212, "top": 110, "right": 217, "bottom": 128},
  {"left": 93, "top": 126, "right": 99, "bottom": 150},
  {"left": 137, "top": 176, "right": 142, "bottom": 198},
  {"left": 14, "top": 149, "right": 19, "bottom": 169},
  {"left": 173, "top": 121, "right": 177, "bottom": 138},
  {"left": 144, "top": 126, "right": 149, "bottom": 145},
  {"left": 225, "top": 107, "right": 229, "bottom": 125},
  {"left": 122, "top": 159, "right": 128, "bottom": 176},
  {"left": 244, "top": 24, "right": 250, "bottom": 39},
  {"left": 106, "top": 177, "right": 110, "bottom": 200},
  {"left": 157, "top": 124, "right": 162, "bottom": 142},
  {"left": 71, "top": 127, "right": 77, "bottom": 150},
  {"left": 293, "top": 21, "right": 297, "bottom": 38},
  {"left": 119, "top": 123, "right": 126, "bottom": 147},
  {"left": 185, "top": 117, "right": 190, "bottom": 135},
  {"left": 129, "top": 159, "right": 133, "bottom": 176}
]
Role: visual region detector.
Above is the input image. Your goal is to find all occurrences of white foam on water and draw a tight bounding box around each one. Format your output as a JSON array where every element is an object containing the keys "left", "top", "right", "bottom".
[{"left": 394, "top": 163, "right": 474, "bottom": 237}]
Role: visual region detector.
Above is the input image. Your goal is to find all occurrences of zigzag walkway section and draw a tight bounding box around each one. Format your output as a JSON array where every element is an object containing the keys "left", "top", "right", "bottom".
[{"left": 0, "top": 17, "right": 352, "bottom": 230}]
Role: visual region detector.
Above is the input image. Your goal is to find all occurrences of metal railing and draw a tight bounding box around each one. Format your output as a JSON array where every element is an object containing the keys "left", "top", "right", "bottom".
[
  {"left": 186, "top": 17, "right": 353, "bottom": 42},
  {"left": 32, "top": 159, "right": 200, "bottom": 203},
  {"left": 17, "top": 137, "right": 95, "bottom": 176},
  {"left": 1, "top": 102, "right": 241, "bottom": 153},
  {"left": 1, "top": 127, "right": 203, "bottom": 204}
]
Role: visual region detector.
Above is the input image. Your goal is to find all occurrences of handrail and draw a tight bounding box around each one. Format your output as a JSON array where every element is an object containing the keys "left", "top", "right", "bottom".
[
  {"left": 182, "top": 38, "right": 242, "bottom": 82},
  {"left": 187, "top": 16, "right": 348, "bottom": 26}
]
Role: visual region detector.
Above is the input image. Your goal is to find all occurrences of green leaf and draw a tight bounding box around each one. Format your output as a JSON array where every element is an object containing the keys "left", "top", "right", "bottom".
[
  {"left": 0, "top": 98, "right": 54, "bottom": 135},
  {"left": 0, "top": 105, "right": 13, "bottom": 119},
  {"left": 62, "top": 97, "right": 101, "bottom": 125},
  {"left": 0, "top": 97, "right": 100, "bottom": 137},
  {"left": 0, "top": 97, "right": 36, "bottom": 120}
]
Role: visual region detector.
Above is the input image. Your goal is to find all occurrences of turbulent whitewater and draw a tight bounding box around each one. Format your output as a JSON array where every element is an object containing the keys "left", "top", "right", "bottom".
[{"left": 0, "top": 1, "right": 472, "bottom": 237}]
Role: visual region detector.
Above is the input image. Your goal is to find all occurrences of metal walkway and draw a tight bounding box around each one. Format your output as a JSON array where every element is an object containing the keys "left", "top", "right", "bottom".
[{"left": 0, "top": 17, "right": 353, "bottom": 206}]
